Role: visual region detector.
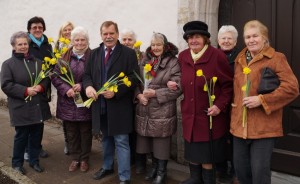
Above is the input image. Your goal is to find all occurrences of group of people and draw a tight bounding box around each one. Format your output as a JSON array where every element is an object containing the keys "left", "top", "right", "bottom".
[{"left": 0, "top": 15, "right": 299, "bottom": 184}]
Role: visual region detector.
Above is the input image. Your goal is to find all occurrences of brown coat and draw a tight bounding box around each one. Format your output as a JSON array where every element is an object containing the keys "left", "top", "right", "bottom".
[
  {"left": 230, "top": 46, "right": 299, "bottom": 139},
  {"left": 135, "top": 53, "right": 181, "bottom": 138}
]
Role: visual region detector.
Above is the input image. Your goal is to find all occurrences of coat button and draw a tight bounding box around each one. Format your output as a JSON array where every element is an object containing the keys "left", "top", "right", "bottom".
[
  {"left": 190, "top": 82, "right": 193, "bottom": 85},
  {"left": 190, "top": 98, "right": 194, "bottom": 102}
]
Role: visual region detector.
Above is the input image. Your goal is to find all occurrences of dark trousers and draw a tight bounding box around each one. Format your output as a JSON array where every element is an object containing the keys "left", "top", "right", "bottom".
[
  {"left": 12, "top": 123, "right": 43, "bottom": 167},
  {"left": 64, "top": 120, "right": 92, "bottom": 162},
  {"left": 233, "top": 136, "right": 275, "bottom": 184},
  {"left": 25, "top": 123, "right": 44, "bottom": 153}
]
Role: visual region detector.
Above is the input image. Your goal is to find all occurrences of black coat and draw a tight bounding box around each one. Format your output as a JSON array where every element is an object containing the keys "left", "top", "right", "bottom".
[
  {"left": 83, "top": 41, "right": 139, "bottom": 136},
  {"left": 28, "top": 34, "right": 52, "bottom": 61},
  {"left": 1, "top": 54, "right": 51, "bottom": 127}
]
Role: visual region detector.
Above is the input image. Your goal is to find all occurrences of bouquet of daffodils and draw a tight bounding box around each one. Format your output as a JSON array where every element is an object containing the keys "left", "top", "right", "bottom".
[
  {"left": 196, "top": 69, "right": 217, "bottom": 129},
  {"left": 83, "top": 72, "right": 132, "bottom": 108}
]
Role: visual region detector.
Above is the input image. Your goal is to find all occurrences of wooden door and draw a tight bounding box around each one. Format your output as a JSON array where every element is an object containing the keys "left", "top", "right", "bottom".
[{"left": 219, "top": 0, "right": 300, "bottom": 176}]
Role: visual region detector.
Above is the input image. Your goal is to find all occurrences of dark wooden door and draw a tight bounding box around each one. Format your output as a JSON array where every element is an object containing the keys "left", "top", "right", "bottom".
[{"left": 219, "top": 0, "right": 300, "bottom": 176}]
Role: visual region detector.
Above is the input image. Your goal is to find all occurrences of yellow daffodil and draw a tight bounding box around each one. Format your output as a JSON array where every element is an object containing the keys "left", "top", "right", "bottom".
[
  {"left": 203, "top": 84, "right": 208, "bottom": 91},
  {"left": 42, "top": 64, "right": 46, "bottom": 71},
  {"left": 243, "top": 67, "right": 251, "bottom": 75},
  {"left": 44, "top": 57, "right": 51, "bottom": 62},
  {"left": 103, "top": 82, "right": 109, "bottom": 87},
  {"left": 109, "top": 86, "right": 114, "bottom": 92},
  {"left": 60, "top": 67, "right": 67, "bottom": 74},
  {"left": 125, "top": 81, "right": 132, "bottom": 87},
  {"left": 64, "top": 39, "right": 70, "bottom": 45},
  {"left": 55, "top": 53, "right": 61, "bottom": 59},
  {"left": 40, "top": 71, "right": 45, "bottom": 78},
  {"left": 113, "top": 85, "right": 118, "bottom": 92},
  {"left": 59, "top": 37, "right": 65, "bottom": 43},
  {"left": 53, "top": 48, "right": 58, "bottom": 53},
  {"left": 212, "top": 77, "right": 217, "bottom": 83},
  {"left": 61, "top": 47, "right": 68, "bottom": 54},
  {"left": 196, "top": 69, "right": 203, "bottom": 77},
  {"left": 50, "top": 58, "right": 57, "bottom": 65},
  {"left": 211, "top": 95, "right": 216, "bottom": 102},
  {"left": 241, "top": 85, "right": 246, "bottom": 91},
  {"left": 144, "top": 64, "right": 152, "bottom": 72},
  {"left": 118, "top": 72, "right": 125, "bottom": 78},
  {"left": 48, "top": 37, "right": 53, "bottom": 43},
  {"left": 133, "top": 41, "right": 142, "bottom": 48}
]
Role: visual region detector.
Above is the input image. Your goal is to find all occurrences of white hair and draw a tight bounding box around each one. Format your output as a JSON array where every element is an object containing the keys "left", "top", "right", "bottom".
[
  {"left": 218, "top": 25, "right": 238, "bottom": 41},
  {"left": 120, "top": 28, "right": 137, "bottom": 41},
  {"left": 70, "top": 26, "right": 89, "bottom": 44}
]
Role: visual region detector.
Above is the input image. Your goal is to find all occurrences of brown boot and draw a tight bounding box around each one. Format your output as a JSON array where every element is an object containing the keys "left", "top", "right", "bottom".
[
  {"left": 80, "top": 161, "right": 89, "bottom": 172},
  {"left": 69, "top": 160, "right": 79, "bottom": 172}
]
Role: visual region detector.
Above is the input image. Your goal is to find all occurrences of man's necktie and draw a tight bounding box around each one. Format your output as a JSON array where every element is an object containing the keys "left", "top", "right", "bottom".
[{"left": 104, "top": 48, "right": 112, "bottom": 64}]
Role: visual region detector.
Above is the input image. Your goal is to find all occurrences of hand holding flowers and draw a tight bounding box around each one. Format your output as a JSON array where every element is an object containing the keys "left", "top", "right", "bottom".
[
  {"left": 196, "top": 69, "right": 218, "bottom": 129},
  {"left": 83, "top": 72, "right": 132, "bottom": 108}
]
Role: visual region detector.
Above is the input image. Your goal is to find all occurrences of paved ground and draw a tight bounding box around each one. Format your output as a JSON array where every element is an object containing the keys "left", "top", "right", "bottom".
[{"left": 0, "top": 106, "right": 300, "bottom": 184}]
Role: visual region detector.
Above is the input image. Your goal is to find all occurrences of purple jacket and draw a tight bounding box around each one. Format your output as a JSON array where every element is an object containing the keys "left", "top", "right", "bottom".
[{"left": 52, "top": 48, "right": 91, "bottom": 121}]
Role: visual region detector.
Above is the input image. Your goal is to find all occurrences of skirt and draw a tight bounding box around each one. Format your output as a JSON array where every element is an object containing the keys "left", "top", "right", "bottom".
[
  {"left": 184, "top": 136, "right": 226, "bottom": 164},
  {"left": 136, "top": 134, "right": 171, "bottom": 160}
]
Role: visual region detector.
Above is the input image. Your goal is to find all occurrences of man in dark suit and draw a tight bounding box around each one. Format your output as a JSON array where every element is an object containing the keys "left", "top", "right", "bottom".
[{"left": 83, "top": 21, "right": 139, "bottom": 184}]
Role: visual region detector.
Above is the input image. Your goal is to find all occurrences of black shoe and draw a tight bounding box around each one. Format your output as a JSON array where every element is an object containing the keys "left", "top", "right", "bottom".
[
  {"left": 39, "top": 149, "right": 49, "bottom": 158},
  {"left": 120, "top": 180, "right": 130, "bottom": 184},
  {"left": 93, "top": 168, "right": 114, "bottom": 180},
  {"left": 13, "top": 166, "right": 26, "bottom": 175},
  {"left": 30, "top": 164, "right": 44, "bottom": 173}
]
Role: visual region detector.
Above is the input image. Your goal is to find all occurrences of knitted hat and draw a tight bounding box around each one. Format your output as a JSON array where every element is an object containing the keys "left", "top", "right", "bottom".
[{"left": 183, "top": 21, "right": 211, "bottom": 40}]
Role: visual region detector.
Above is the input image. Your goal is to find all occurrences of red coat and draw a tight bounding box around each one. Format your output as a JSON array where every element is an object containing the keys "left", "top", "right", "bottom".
[{"left": 179, "top": 46, "right": 233, "bottom": 142}]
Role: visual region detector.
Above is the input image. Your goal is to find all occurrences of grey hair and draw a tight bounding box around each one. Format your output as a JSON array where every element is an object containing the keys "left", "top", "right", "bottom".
[
  {"left": 120, "top": 28, "right": 137, "bottom": 41},
  {"left": 218, "top": 25, "right": 238, "bottom": 41},
  {"left": 70, "top": 26, "right": 89, "bottom": 44},
  {"left": 10, "top": 31, "right": 30, "bottom": 46},
  {"left": 151, "top": 32, "right": 168, "bottom": 45}
]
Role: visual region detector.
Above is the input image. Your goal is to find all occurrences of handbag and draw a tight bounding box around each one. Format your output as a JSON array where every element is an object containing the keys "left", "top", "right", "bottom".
[{"left": 257, "top": 67, "right": 280, "bottom": 94}]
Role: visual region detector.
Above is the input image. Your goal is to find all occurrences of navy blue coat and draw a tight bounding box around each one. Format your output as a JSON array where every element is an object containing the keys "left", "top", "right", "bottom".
[{"left": 83, "top": 41, "right": 139, "bottom": 135}]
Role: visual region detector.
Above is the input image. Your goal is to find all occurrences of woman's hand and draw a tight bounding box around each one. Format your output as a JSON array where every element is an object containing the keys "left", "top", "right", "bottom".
[
  {"left": 73, "top": 83, "right": 81, "bottom": 92},
  {"left": 100, "top": 90, "right": 115, "bottom": 99},
  {"left": 86, "top": 86, "right": 98, "bottom": 100},
  {"left": 143, "top": 89, "right": 156, "bottom": 98},
  {"left": 66, "top": 88, "right": 75, "bottom": 98},
  {"left": 207, "top": 105, "right": 221, "bottom": 116},
  {"left": 243, "top": 96, "right": 261, "bottom": 108},
  {"left": 167, "top": 81, "right": 178, "bottom": 91},
  {"left": 27, "top": 87, "right": 37, "bottom": 97},
  {"left": 137, "top": 94, "right": 148, "bottom": 105}
]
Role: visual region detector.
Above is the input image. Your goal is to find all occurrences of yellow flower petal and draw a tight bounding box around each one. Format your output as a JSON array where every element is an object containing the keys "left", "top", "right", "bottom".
[
  {"left": 203, "top": 84, "right": 208, "bottom": 91},
  {"left": 144, "top": 64, "right": 152, "bottom": 72},
  {"left": 133, "top": 41, "right": 142, "bottom": 48},
  {"left": 243, "top": 67, "right": 251, "bottom": 75},
  {"left": 211, "top": 95, "right": 216, "bottom": 102},
  {"left": 196, "top": 69, "right": 203, "bottom": 77},
  {"left": 61, "top": 47, "right": 68, "bottom": 54},
  {"left": 125, "top": 81, "right": 131, "bottom": 87},
  {"left": 42, "top": 64, "right": 46, "bottom": 71},
  {"left": 103, "top": 82, "right": 109, "bottom": 87},
  {"left": 44, "top": 57, "right": 51, "bottom": 62},
  {"left": 48, "top": 37, "right": 53, "bottom": 43},
  {"left": 50, "top": 58, "right": 57, "bottom": 65},
  {"left": 64, "top": 39, "right": 70, "bottom": 45},
  {"left": 118, "top": 72, "right": 125, "bottom": 78},
  {"left": 241, "top": 85, "right": 246, "bottom": 91},
  {"left": 55, "top": 53, "right": 61, "bottom": 59},
  {"left": 113, "top": 85, "right": 118, "bottom": 92},
  {"left": 59, "top": 37, "right": 65, "bottom": 43},
  {"left": 212, "top": 77, "right": 217, "bottom": 83}
]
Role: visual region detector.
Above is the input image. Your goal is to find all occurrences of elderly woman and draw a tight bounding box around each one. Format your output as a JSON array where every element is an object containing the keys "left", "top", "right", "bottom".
[
  {"left": 135, "top": 32, "right": 181, "bottom": 184},
  {"left": 169, "top": 21, "right": 233, "bottom": 183},
  {"left": 230, "top": 20, "right": 299, "bottom": 184},
  {"left": 120, "top": 28, "right": 137, "bottom": 49},
  {"left": 55, "top": 21, "right": 75, "bottom": 50},
  {"left": 1, "top": 31, "right": 51, "bottom": 174},
  {"left": 52, "top": 26, "right": 92, "bottom": 172},
  {"left": 216, "top": 25, "right": 239, "bottom": 184},
  {"left": 218, "top": 25, "right": 239, "bottom": 71}
]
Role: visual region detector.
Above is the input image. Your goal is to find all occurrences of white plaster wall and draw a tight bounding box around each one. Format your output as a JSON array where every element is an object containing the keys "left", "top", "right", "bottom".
[{"left": 0, "top": 0, "right": 178, "bottom": 108}]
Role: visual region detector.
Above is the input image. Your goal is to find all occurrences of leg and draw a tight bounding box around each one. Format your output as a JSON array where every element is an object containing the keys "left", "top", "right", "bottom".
[
  {"left": 28, "top": 123, "right": 44, "bottom": 172},
  {"left": 64, "top": 121, "right": 81, "bottom": 161},
  {"left": 79, "top": 121, "right": 92, "bottom": 172},
  {"left": 233, "top": 136, "right": 252, "bottom": 184},
  {"left": 63, "top": 121, "right": 69, "bottom": 154},
  {"left": 250, "top": 138, "right": 275, "bottom": 184},
  {"left": 114, "top": 134, "right": 131, "bottom": 181},
  {"left": 12, "top": 126, "right": 29, "bottom": 168}
]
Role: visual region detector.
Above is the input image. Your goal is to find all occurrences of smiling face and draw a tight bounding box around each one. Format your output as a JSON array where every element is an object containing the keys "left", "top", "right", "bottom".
[
  {"left": 218, "top": 32, "right": 237, "bottom": 51},
  {"left": 101, "top": 25, "right": 119, "bottom": 49},
  {"left": 187, "top": 34, "right": 205, "bottom": 53},
  {"left": 244, "top": 27, "right": 266, "bottom": 56},
  {"left": 151, "top": 38, "right": 164, "bottom": 57},
  {"left": 29, "top": 23, "right": 44, "bottom": 39},
  {"left": 72, "top": 34, "right": 88, "bottom": 51},
  {"left": 13, "top": 37, "right": 29, "bottom": 54},
  {"left": 62, "top": 25, "right": 73, "bottom": 40}
]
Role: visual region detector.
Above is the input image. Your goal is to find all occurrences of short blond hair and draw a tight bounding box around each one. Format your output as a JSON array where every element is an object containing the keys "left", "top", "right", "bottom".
[{"left": 244, "top": 20, "right": 269, "bottom": 47}]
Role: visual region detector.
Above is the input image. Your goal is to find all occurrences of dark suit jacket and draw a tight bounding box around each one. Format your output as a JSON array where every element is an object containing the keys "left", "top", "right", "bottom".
[{"left": 83, "top": 41, "right": 139, "bottom": 135}]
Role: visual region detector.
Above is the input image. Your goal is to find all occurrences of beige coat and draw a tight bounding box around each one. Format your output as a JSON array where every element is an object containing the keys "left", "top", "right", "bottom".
[{"left": 230, "top": 46, "right": 299, "bottom": 139}]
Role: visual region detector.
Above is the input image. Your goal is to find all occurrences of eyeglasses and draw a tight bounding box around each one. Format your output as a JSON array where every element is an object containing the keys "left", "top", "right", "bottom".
[{"left": 31, "top": 26, "right": 43, "bottom": 30}]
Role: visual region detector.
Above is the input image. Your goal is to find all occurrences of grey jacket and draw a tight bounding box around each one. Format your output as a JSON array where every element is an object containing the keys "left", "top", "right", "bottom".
[{"left": 135, "top": 44, "right": 181, "bottom": 137}]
